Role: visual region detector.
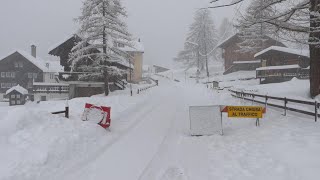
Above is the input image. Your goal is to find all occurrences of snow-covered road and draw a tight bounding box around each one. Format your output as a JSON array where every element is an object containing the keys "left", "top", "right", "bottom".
[
  {"left": 61, "top": 79, "right": 226, "bottom": 180},
  {"left": 1, "top": 75, "right": 320, "bottom": 180}
]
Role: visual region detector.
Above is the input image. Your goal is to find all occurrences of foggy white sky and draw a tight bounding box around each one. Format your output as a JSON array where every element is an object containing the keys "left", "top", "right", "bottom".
[{"left": 0, "top": 0, "right": 244, "bottom": 68}]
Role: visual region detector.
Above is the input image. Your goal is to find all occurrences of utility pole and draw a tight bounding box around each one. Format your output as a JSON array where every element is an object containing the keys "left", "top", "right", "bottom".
[
  {"left": 203, "top": 14, "right": 209, "bottom": 79},
  {"left": 196, "top": 46, "right": 200, "bottom": 84},
  {"left": 129, "top": 59, "right": 133, "bottom": 96},
  {"left": 102, "top": 1, "right": 109, "bottom": 96}
]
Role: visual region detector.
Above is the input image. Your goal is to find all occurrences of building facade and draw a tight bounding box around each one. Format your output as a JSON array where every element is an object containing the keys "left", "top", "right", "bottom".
[
  {"left": 0, "top": 46, "right": 66, "bottom": 101},
  {"left": 217, "top": 33, "right": 286, "bottom": 74},
  {"left": 255, "top": 46, "right": 310, "bottom": 84}
]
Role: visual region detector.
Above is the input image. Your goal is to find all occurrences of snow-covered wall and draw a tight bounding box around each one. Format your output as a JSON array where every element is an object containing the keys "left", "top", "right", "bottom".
[{"left": 34, "top": 92, "right": 69, "bottom": 101}]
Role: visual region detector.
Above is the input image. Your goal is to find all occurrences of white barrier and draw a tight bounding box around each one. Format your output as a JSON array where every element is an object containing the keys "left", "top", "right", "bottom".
[{"left": 189, "top": 105, "right": 223, "bottom": 136}]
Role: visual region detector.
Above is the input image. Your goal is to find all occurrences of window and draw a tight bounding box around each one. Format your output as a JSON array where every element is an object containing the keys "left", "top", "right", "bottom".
[
  {"left": 12, "top": 83, "right": 17, "bottom": 87},
  {"left": 19, "top": 62, "right": 23, "bottom": 68},
  {"left": 16, "top": 94, "right": 20, "bottom": 98},
  {"left": 50, "top": 73, "right": 55, "bottom": 79},
  {"left": 1, "top": 72, "right": 5, "bottom": 77},
  {"left": 11, "top": 101, "right": 15, "bottom": 105},
  {"left": 33, "top": 73, "right": 38, "bottom": 79},
  {"left": 6, "top": 72, "right": 10, "bottom": 77},
  {"left": 14, "top": 62, "right": 19, "bottom": 68},
  {"left": 1, "top": 83, "right": 5, "bottom": 88},
  {"left": 17, "top": 100, "right": 21, "bottom": 105},
  {"left": 6, "top": 83, "right": 11, "bottom": 88},
  {"left": 28, "top": 73, "right": 33, "bottom": 79},
  {"left": 11, "top": 94, "right": 15, "bottom": 98},
  {"left": 11, "top": 72, "right": 15, "bottom": 78}
]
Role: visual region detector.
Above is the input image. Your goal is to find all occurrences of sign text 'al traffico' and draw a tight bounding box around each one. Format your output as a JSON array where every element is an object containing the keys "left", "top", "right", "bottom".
[{"left": 227, "top": 106, "right": 263, "bottom": 118}]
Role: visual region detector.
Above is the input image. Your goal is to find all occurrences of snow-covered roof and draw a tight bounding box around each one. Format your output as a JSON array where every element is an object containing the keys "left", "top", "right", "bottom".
[
  {"left": 111, "top": 56, "right": 133, "bottom": 69},
  {"left": 254, "top": 46, "right": 309, "bottom": 58},
  {"left": 256, "top": 64, "right": 300, "bottom": 71},
  {"left": 44, "top": 60, "right": 64, "bottom": 73},
  {"left": 119, "top": 40, "right": 144, "bottom": 53},
  {"left": 216, "top": 33, "right": 237, "bottom": 48},
  {"left": 0, "top": 50, "right": 62, "bottom": 73},
  {"left": 6, "top": 85, "right": 28, "bottom": 95},
  {"left": 48, "top": 33, "right": 80, "bottom": 55},
  {"left": 233, "top": 60, "right": 261, "bottom": 64}
]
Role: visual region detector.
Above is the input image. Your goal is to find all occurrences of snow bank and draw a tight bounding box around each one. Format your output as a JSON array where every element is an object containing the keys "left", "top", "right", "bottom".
[
  {"left": 0, "top": 107, "right": 107, "bottom": 180},
  {"left": 233, "top": 78, "right": 310, "bottom": 100}
]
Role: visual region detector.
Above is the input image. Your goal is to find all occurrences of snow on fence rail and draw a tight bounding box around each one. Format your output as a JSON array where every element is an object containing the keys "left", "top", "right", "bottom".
[
  {"left": 229, "top": 89, "right": 319, "bottom": 122},
  {"left": 137, "top": 84, "right": 158, "bottom": 94}
]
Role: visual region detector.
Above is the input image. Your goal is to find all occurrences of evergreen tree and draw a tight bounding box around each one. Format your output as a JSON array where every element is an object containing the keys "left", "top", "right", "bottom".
[
  {"left": 175, "top": 9, "right": 218, "bottom": 76},
  {"left": 70, "top": 0, "right": 131, "bottom": 96}
]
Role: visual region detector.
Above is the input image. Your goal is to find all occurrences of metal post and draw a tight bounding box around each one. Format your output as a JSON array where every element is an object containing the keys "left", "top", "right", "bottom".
[
  {"left": 65, "top": 100, "right": 69, "bottom": 118},
  {"left": 256, "top": 118, "right": 260, "bottom": 127},
  {"left": 284, "top": 97, "right": 287, "bottom": 116},
  {"left": 265, "top": 96, "right": 268, "bottom": 109},
  {"left": 315, "top": 101, "right": 318, "bottom": 122},
  {"left": 220, "top": 111, "right": 224, "bottom": 136},
  {"left": 252, "top": 95, "right": 255, "bottom": 105}
]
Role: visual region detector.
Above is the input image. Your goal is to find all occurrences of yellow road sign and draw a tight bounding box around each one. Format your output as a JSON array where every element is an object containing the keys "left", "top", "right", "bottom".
[{"left": 227, "top": 106, "right": 263, "bottom": 118}]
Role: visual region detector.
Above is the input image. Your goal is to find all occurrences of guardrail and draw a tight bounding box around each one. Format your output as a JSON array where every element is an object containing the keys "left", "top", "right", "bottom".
[{"left": 229, "top": 89, "right": 319, "bottom": 122}]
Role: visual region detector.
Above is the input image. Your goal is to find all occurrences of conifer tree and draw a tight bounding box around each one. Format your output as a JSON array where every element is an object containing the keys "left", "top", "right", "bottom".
[
  {"left": 175, "top": 9, "right": 218, "bottom": 76},
  {"left": 70, "top": 0, "right": 131, "bottom": 96}
]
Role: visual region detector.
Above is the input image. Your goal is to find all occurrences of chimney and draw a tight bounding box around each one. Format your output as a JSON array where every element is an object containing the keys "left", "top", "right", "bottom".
[{"left": 31, "top": 45, "right": 36, "bottom": 58}]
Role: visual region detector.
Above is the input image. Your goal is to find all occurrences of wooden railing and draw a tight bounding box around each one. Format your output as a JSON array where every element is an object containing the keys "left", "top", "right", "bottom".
[
  {"left": 114, "top": 76, "right": 126, "bottom": 90},
  {"left": 229, "top": 89, "right": 319, "bottom": 122}
]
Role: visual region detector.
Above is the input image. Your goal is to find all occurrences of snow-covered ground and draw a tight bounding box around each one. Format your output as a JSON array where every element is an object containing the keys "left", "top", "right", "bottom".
[
  {"left": 0, "top": 72, "right": 320, "bottom": 180},
  {"left": 233, "top": 78, "right": 310, "bottom": 100}
]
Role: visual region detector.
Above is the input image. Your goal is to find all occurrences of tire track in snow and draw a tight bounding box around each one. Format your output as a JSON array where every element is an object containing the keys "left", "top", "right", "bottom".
[{"left": 52, "top": 86, "right": 174, "bottom": 180}]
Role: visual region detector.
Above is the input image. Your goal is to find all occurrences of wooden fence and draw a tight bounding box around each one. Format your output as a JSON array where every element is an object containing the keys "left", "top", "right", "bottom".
[{"left": 229, "top": 89, "right": 319, "bottom": 122}]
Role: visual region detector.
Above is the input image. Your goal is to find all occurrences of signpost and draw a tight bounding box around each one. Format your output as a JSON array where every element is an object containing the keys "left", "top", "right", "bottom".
[
  {"left": 221, "top": 106, "right": 266, "bottom": 127},
  {"left": 227, "top": 106, "right": 263, "bottom": 118},
  {"left": 189, "top": 105, "right": 266, "bottom": 136},
  {"left": 82, "top": 103, "right": 111, "bottom": 129}
]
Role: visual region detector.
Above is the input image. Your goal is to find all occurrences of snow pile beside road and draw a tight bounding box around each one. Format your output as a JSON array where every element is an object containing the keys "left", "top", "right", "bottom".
[
  {"left": 0, "top": 107, "right": 107, "bottom": 180},
  {"left": 233, "top": 78, "right": 310, "bottom": 100},
  {"left": 214, "top": 71, "right": 256, "bottom": 82}
]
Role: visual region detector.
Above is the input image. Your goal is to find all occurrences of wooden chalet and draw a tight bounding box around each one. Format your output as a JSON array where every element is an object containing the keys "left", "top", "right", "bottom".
[
  {"left": 48, "top": 34, "right": 135, "bottom": 98},
  {"left": 49, "top": 34, "right": 133, "bottom": 73},
  {"left": 0, "top": 46, "right": 68, "bottom": 102},
  {"left": 6, "top": 85, "right": 28, "bottom": 106},
  {"left": 255, "top": 46, "right": 310, "bottom": 84},
  {"left": 217, "top": 33, "right": 286, "bottom": 75}
]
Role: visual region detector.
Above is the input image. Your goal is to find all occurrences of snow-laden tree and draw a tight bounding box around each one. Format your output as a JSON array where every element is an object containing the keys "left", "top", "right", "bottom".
[
  {"left": 175, "top": 9, "right": 219, "bottom": 77},
  {"left": 209, "top": 0, "right": 320, "bottom": 98},
  {"left": 236, "top": 0, "right": 277, "bottom": 53},
  {"left": 70, "top": 0, "right": 131, "bottom": 96},
  {"left": 218, "top": 18, "right": 235, "bottom": 42}
]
